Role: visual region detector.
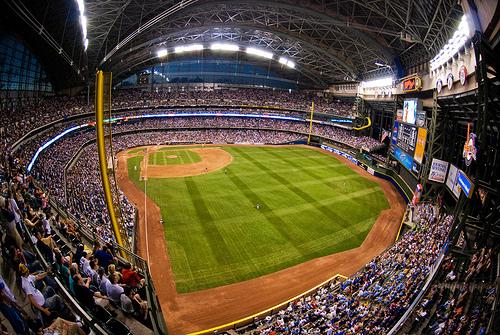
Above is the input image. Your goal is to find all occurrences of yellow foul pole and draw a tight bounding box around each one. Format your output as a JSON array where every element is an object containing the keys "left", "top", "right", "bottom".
[
  {"left": 307, "top": 101, "right": 315, "bottom": 145},
  {"left": 95, "top": 71, "right": 125, "bottom": 252}
]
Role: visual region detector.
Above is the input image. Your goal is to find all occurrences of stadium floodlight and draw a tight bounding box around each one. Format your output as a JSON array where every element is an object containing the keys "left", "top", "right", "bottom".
[
  {"left": 80, "top": 16, "right": 87, "bottom": 40},
  {"left": 157, "top": 49, "right": 168, "bottom": 58},
  {"left": 174, "top": 44, "right": 204, "bottom": 53},
  {"left": 430, "top": 14, "right": 470, "bottom": 70},
  {"left": 361, "top": 76, "right": 393, "bottom": 88},
  {"left": 246, "top": 47, "right": 273, "bottom": 59},
  {"left": 75, "top": 0, "right": 88, "bottom": 50},
  {"left": 279, "top": 57, "right": 296, "bottom": 69},
  {"left": 76, "top": 0, "right": 85, "bottom": 14},
  {"left": 210, "top": 43, "right": 239, "bottom": 51}
]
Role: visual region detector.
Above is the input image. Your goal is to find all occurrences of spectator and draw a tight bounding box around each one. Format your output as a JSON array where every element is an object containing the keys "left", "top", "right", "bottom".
[
  {"left": 73, "top": 274, "right": 107, "bottom": 310},
  {"left": 19, "top": 264, "right": 65, "bottom": 320},
  {"left": 121, "top": 263, "right": 142, "bottom": 288},
  {"left": 94, "top": 245, "right": 114, "bottom": 270},
  {"left": 107, "top": 273, "right": 125, "bottom": 305},
  {"left": 0, "top": 281, "right": 30, "bottom": 334}
]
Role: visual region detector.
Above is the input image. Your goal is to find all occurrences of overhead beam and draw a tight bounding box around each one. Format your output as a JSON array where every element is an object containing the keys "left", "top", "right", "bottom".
[{"left": 104, "top": 23, "right": 358, "bottom": 79}]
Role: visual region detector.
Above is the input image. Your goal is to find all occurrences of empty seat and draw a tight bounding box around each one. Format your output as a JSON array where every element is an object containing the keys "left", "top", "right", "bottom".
[
  {"left": 92, "top": 304, "right": 113, "bottom": 323},
  {"left": 105, "top": 318, "right": 131, "bottom": 335}
]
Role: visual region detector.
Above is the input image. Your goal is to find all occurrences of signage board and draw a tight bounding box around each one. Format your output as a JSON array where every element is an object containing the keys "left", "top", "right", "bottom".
[
  {"left": 402, "top": 75, "right": 423, "bottom": 93},
  {"left": 428, "top": 158, "right": 449, "bottom": 183},
  {"left": 446, "top": 164, "right": 461, "bottom": 198},
  {"left": 457, "top": 170, "right": 474, "bottom": 198}
]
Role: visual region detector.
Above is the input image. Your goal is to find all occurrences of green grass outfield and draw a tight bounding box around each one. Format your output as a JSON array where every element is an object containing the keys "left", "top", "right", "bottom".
[{"left": 126, "top": 146, "right": 389, "bottom": 293}]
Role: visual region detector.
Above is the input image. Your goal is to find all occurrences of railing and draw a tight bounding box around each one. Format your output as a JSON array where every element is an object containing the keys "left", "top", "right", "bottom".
[
  {"left": 11, "top": 104, "right": 358, "bottom": 154},
  {"left": 18, "top": 215, "right": 109, "bottom": 335},
  {"left": 387, "top": 241, "right": 449, "bottom": 335},
  {"left": 47, "top": 196, "right": 168, "bottom": 335},
  {"left": 187, "top": 273, "right": 347, "bottom": 334},
  {"left": 486, "top": 252, "right": 500, "bottom": 333}
]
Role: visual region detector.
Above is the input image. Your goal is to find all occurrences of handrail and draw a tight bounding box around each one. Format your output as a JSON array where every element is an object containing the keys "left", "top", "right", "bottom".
[
  {"left": 19, "top": 218, "right": 109, "bottom": 335},
  {"left": 47, "top": 195, "right": 168, "bottom": 334},
  {"left": 387, "top": 242, "right": 449, "bottom": 335},
  {"left": 187, "top": 273, "right": 347, "bottom": 335}
]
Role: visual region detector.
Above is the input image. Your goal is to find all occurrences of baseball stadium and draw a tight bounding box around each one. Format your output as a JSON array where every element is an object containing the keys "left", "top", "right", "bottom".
[{"left": 0, "top": 1, "right": 499, "bottom": 335}]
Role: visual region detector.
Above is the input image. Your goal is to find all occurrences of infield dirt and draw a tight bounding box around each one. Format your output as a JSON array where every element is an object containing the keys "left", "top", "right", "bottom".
[{"left": 115, "top": 144, "right": 405, "bottom": 335}]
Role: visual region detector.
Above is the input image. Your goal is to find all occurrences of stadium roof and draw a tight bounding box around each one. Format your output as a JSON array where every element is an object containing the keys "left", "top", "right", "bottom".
[{"left": 4, "top": 0, "right": 464, "bottom": 89}]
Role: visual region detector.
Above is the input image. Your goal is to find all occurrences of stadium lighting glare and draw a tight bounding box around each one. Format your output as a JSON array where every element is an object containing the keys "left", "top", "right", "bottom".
[
  {"left": 279, "top": 57, "right": 296, "bottom": 69},
  {"left": 210, "top": 43, "right": 239, "bottom": 51},
  {"left": 174, "top": 44, "right": 204, "bottom": 53},
  {"left": 75, "top": 0, "right": 88, "bottom": 50},
  {"left": 361, "top": 76, "right": 393, "bottom": 88},
  {"left": 80, "top": 16, "right": 87, "bottom": 39},
  {"left": 246, "top": 47, "right": 273, "bottom": 59},
  {"left": 76, "top": 0, "right": 85, "bottom": 13},
  {"left": 156, "top": 49, "right": 168, "bottom": 58},
  {"left": 430, "top": 14, "right": 470, "bottom": 70}
]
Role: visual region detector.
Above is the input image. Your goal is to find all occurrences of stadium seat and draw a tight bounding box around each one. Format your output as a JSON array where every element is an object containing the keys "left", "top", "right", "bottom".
[
  {"left": 105, "top": 318, "right": 131, "bottom": 335},
  {"left": 92, "top": 304, "right": 113, "bottom": 323}
]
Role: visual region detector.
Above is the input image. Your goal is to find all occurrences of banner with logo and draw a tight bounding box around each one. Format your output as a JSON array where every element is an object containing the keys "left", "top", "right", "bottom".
[
  {"left": 457, "top": 170, "right": 474, "bottom": 198},
  {"left": 413, "top": 128, "right": 427, "bottom": 164},
  {"left": 428, "top": 158, "right": 449, "bottom": 183}
]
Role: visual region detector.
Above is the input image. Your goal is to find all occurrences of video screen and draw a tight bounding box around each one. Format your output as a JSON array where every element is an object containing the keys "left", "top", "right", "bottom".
[{"left": 402, "top": 99, "right": 418, "bottom": 124}]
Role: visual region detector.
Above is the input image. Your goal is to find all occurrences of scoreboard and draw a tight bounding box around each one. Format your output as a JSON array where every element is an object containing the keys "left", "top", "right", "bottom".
[
  {"left": 390, "top": 120, "right": 427, "bottom": 176},
  {"left": 392, "top": 122, "right": 418, "bottom": 155}
]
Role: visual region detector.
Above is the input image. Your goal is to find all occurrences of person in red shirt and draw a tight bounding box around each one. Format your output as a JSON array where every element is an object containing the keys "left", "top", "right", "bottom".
[{"left": 121, "top": 263, "right": 142, "bottom": 287}]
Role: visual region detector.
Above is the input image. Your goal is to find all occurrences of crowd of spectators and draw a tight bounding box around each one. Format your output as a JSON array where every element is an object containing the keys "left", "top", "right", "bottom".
[
  {"left": 33, "top": 128, "right": 302, "bottom": 244},
  {"left": 0, "top": 148, "right": 153, "bottom": 333},
  {"left": 111, "top": 88, "right": 356, "bottom": 117},
  {"left": 243, "top": 201, "right": 454, "bottom": 335},
  {"left": 15, "top": 115, "right": 383, "bottom": 175},
  {"left": 404, "top": 245, "right": 497, "bottom": 334},
  {"left": 0, "top": 151, "right": 87, "bottom": 334},
  {"left": 0, "top": 88, "right": 356, "bottom": 145}
]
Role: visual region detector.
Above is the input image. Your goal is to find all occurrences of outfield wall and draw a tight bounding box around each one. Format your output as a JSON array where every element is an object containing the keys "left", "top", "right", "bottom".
[{"left": 319, "top": 144, "right": 412, "bottom": 202}]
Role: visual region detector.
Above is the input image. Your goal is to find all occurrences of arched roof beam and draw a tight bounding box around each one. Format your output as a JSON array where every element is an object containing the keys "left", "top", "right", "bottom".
[
  {"left": 98, "top": 0, "right": 395, "bottom": 71},
  {"left": 104, "top": 23, "right": 358, "bottom": 80}
]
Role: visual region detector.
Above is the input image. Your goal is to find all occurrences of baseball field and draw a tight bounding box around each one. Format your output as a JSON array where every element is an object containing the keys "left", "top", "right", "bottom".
[{"left": 122, "top": 145, "right": 390, "bottom": 293}]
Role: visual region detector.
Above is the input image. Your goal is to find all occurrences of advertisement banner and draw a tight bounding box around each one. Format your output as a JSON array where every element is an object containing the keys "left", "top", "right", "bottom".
[
  {"left": 320, "top": 144, "right": 358, "bottom": 165},
  {"left": 416, "top": 111, "right": 426, "bottom": 128},
  {"left": 457, "top": 170, "right": 474, "bottom": 198},
  {"left": 428, "top": 158, "right": 449, "bottom": 183},
  {"left": 396, "top": 109, "right": 403, "bottom": 122},
  {"left": 446, "top": 164, "right": 461, "bottom": 198},
  {"left": 403, "top": 100, "right": 417, "bottom": 124},
  {"left": 413, "top": 128, "right": 427, "bottom": 164},
  {"left": 392, "top": 122, "right": 399, "bottom": 146},
  {"left": 391, "top": 146, "right": 414, "bottom": 171}
]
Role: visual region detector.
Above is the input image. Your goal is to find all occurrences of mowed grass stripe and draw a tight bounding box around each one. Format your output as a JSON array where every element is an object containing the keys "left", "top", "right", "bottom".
[
  {"left": 183, "top": 178, "right": 235, "bottom": 266},
  {"left": 232, "top": 147, "right": 351, "bottom": 230},
  {"left": 168, "top": 186, "right": 381, "bottom": 232},
  {"left": 164, "top": 174, "right": 367, "bottom": 200},
  {"left": 226, "top": 171, "right": 306, "bottom": 254},
  {"left": 124, "top": 146, "right": 391, "bottom": 292}
]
